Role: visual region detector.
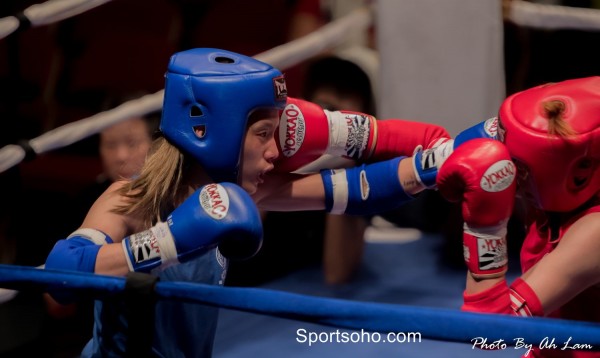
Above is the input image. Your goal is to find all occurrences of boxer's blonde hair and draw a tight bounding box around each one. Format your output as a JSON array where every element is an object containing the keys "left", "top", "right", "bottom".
[
  {"left": 543, "top": 100, "right": 576, "bottom": 137},
  {"left": 114, "top": 137, "right": 188, "bottom": 226}
]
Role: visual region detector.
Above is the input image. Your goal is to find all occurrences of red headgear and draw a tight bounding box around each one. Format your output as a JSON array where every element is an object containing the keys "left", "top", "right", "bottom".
[{"left": 499, "top": 77, "right": 600, "bottom": 212}]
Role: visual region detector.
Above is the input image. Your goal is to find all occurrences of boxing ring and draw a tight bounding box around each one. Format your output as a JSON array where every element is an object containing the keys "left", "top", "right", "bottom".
[
  {"left": 1, "top": 1, "right": 600, "bottom": 356},
  {"left": 3, "top": 262, "right": 600, "bottom": 356}
]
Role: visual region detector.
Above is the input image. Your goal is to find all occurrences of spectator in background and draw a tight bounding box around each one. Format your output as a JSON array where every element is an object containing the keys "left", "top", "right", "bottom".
[
  {"left": 43, "top": 92, "right": 159, "bottom": 356},
  {"left": 302, "top": 50, "right": 377, "bottom": 284},
  {"left": 284, "top": 0, "right": 375, "bottom": 97},
  {"left": 0, "top": 91, "right": 159, "bottom": 357},
  {"left": 288, "top": 0, "right": 375, "bottom": 49},
  {"left": 73, "top": 95, "right": 159, "bottom": 220},
  {"left": 302, "top": 48, "right": 377, "bottom": 115}
]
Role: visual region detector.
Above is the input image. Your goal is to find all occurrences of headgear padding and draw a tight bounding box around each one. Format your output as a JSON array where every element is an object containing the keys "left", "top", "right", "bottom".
[
  {"left": 499, "top": 77, "right": 600, "bottom": 212},
  {"left": 161, "top": 48, "right": 288, "bottom": 183}
]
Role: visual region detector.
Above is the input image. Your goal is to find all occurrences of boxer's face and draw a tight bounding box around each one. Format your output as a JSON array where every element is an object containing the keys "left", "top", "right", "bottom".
[
  {"left": 498, "top": 117, "right": 539, "bottom": 208},
  {"left": 240, "top": 109, "right": 280, "bottom": 194}
]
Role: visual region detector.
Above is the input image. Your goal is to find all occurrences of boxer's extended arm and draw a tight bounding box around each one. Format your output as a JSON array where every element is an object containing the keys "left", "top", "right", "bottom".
[
  {"left": 51, "top": 181, "right": 136, "bottom": 276},
  {"left": 264, "top": 115, "right": 502, "bottom": 213},
  {"left": 516, "top": 212, "right": 600, "bottom": 316},
  {"left": 437, "top": 139, "right": 516, "bottom": 280},
  {"left": 275, "top": 97, "right": 450, "bottom": 174},
  {"left": 410, "top": 117, "right": 500, "bottom": 189},
  {"left": 321, "top": 157, "right": 412, "bottom": 215},
  {"left": 46, "top": 183, "right": 263, "bottom": 275},
  {"left": 462, "top": 213, "right": 600, "bottom": 317},
  {"left": 256, "top": 155, "right": 426, "bottom": 213}
]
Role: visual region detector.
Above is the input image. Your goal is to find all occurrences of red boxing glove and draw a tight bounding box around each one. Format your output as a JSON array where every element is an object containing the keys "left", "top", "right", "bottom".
[
  {"left": 371, "top": 119, "right": 450, "bottom": 161},
  {"left": 275, "top": 97, "right": 376, "bottom": 173},
  {"left": 274, "top": 97, "right": 450, "bottom": 174},
  {"left": 436, "top": 138, "right": 516, "bottom": 279}
]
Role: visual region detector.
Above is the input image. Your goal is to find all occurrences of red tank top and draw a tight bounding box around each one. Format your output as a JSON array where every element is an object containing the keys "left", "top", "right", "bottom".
[{"left": 519, "top": 205, "right": 600, "bottom": 357}]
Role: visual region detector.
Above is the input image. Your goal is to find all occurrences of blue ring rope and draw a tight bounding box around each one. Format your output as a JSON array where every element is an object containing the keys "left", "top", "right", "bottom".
[{"left": 1, "top": 264, "right": 599, "bottom": 348}]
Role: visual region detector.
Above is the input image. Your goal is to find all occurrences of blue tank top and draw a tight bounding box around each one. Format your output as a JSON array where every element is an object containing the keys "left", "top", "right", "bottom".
[{"left": 82, "top": 248, "right": 228, "bottom": 357}]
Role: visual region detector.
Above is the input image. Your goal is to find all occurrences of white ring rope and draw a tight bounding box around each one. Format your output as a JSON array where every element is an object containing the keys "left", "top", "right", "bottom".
[
  {"left": 0, "top": 0, "right": 113, "bottom": 40},
  {"left": 0, "top": 0, "right": 597, "bottom": 47},
  {"left": 0, "top": 91, "right": 163, "bottom": 173},
  {"left": 0, "top": 0, "right": 599, "bottom": 309},
  {"left": 508, "top": 0, "right": 600, "bottom": 31},
  {"left": 0, "top": 285, "right": 17, "bottom": 303},
  {"left": 254, "top": 6, "right": 373, "bottom": 70},
  {"left": 0, "top": 5, "right": 373, "bottom": 174},
  {"left": 1, "top": 1, "right": 600, "bottom": 174}
]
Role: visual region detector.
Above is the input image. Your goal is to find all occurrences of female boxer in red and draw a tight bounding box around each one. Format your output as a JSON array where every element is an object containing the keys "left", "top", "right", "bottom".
[{"left": 438, "top": 77, "right": 600, "bottom": 358}]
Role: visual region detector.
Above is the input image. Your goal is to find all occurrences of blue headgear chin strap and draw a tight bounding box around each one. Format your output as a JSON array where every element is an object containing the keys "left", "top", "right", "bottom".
[{"left": 160, "top": 48, "right": 288, "bottom": 183}]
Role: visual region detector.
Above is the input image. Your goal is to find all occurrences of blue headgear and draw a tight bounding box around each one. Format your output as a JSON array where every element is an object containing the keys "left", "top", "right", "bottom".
[{"left": 160, "top": 48, "right": 288, "bottom": 183}]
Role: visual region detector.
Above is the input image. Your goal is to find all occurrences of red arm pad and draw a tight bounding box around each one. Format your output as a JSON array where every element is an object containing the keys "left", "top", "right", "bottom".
[
  {"left": 509, "top": 277, "right": 544, "bottom": 317},
  {"left": 369, "top": 119, "right": 450, "bottom": 161},
  {"left": 462, "top": 279, "right": 513, "bottom": 314},
  {"left": 462, "top": 277, "right": 545, "bottom": 317}
]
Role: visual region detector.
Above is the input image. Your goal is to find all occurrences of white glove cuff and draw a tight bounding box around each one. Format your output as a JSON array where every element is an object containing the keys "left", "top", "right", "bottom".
[
  {"left": 463, "top": 220, "right": 508, "bottom": 239},
  {"left": 152, "top": 221, "right": 179, "bottom": 269}
]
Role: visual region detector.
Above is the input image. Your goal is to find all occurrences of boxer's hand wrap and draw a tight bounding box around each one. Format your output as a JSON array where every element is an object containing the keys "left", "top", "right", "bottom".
[
  {"left": 437, "top": 139, "right": 516, "bottom": 279},
  {"left": 411, "top": 117, "right": 501, "bottom": 189},
  {"left": 122, "top": 183, "right": 263, "bottom": 272},
  {"left": 462, "top": 222, "right": 508, "bottom": 278},
  {"left": 412, "top": 138, "right": 454, "bottom": 188},
  {"left": 122, "top": 222, "right": 177, "bottom": 272},
  {"left": 321, "top": 156, "right": 412, "bottom": 215}
]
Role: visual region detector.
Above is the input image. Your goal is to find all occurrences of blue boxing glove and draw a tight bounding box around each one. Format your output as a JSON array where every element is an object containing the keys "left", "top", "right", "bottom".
[
  {"left": 413, "top": 117, "right": 501, "bottom": 188},
  {"left": 123, "top": 183, "right": 263, "bottom": 272},
  {"left": 454, "top": 117, "right": 500, "bottom": 147}
]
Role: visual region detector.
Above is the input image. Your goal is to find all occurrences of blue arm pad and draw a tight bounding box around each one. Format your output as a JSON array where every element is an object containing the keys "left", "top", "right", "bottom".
[
  {"left": 45, "top": 229, "right": 113, "bottom": 273},
  {"left": 45, "top": 229, "right": 112, "bottom": 304},
  {"left": 454, "top": 117, "right": 499, "bottom": 148},
  {"left": 321, "top": 156, "right": 413, "bottom": 215},
  {"left": 45, "top": 238, "right": 101, "bottom": 273}
]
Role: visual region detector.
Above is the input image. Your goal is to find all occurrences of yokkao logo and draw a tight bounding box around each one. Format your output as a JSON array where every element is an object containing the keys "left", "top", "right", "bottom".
[
  {"left": 484, "top": 117, "right": 499, "bottom": 138},
  {"left": 480, "top": 160, "right": 516, "bottom": 192},
  {"left": 279, "top": 104, "right": 306, "bottom": 157},
  {"left": 199, "top": 184, "right": 230, "bottom": 219}
]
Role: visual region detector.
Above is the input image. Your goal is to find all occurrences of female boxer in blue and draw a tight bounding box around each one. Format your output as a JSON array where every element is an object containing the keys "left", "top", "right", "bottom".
[{"left": 45, "top": 48, "right": 464, "bottom": 357}]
